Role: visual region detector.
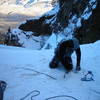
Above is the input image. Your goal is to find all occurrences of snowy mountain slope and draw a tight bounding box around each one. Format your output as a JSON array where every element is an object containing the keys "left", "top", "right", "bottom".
[
  {"left": 0, "top": 0, "right": 52, "bottom": 6},
  {"left": 7, "top": 0, "right": 98, "bottom": 49},
  {"left": 0, "top": 41, "right": 100, "bottom": 100}
]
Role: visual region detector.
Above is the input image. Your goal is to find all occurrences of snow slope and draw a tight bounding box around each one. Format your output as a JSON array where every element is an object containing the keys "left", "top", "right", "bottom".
[{"left": 0, "top": 40, "right": 100, "bottom": 100}]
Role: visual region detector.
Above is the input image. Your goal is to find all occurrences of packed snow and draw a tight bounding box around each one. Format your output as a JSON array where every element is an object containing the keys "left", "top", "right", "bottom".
[{"left": 0, "top": 40, "right": 100, "bottom": 100}]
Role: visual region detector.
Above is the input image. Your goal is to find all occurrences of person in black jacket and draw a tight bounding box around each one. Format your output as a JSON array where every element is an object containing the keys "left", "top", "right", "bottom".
[{"left": 49, "top": 38, "right": 81, "bottom": 72}]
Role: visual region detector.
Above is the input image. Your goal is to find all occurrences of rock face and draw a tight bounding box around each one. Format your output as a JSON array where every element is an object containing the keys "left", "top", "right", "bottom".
[
  {"left": 18, "top": 0, "right": 100, "bottom": 44},
  {"left": 76, "top": 1, "right": 100, "bottom": 44},
  {"left": 19, "top": 15, "right": 54, "bottom": 36},
  {"left": 5, "top": 0, "right": 100, "bottom": 46}
]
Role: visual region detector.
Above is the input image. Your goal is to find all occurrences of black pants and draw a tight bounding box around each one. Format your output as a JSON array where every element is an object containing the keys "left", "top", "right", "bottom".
[
  {"left": 60, "top": 56, "right": 73, "bottom": 72},
  {"left": 49, "top": 54, "right": 73, "bottom": 72},
  {"left": 49, "top": 55, "right": 59, "bottom": 68}
]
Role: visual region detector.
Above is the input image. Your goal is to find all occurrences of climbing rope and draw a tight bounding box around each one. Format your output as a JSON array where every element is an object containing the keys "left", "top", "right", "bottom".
[{"left": 20, "top": 90, "right": 78, "bottom": 100}]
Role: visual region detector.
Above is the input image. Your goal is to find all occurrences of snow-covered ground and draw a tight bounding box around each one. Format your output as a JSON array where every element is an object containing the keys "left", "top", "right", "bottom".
[{"left": 0, "top": 40, "right": 100, "bottom": 100}]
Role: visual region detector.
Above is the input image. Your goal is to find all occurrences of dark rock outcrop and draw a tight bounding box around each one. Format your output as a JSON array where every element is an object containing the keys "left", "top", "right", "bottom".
[
  {"left": 19, "top": 15, "right": 54, "bottom": 36},
  {"left": 75, "top": 1, "right": 100, "bottom": 44}
]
